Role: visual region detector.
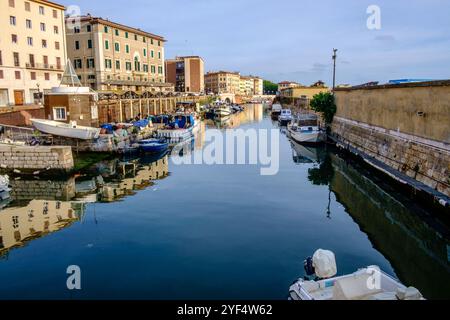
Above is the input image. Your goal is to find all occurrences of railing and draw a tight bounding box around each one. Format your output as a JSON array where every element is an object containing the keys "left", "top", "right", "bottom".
[
  {"left": 0, "top": 124, "right": 52, "bottom": 145},
  {"left": 26, "top": 63, "right": 64, "bottom": 71}
]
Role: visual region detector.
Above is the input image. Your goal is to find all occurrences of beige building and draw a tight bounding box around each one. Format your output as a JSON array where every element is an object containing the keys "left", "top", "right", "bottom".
[
  {"left": 239, "top": 76, "right": 255, "bottom": 96},
  {"left": 205, "top": 71, "right": 240, "bottom": 95},
  {"left": 65, "top": 15, "right": 172, "bottom": 93},
  {"left": 0, "top": 0, "right": 67, "bottom": 107},
  {"left": 165, "top": 56, "right": 204, "bottom": 93},
  {"left": 280, "top": 81, "right": 329, "bottom": 107},
  {"left": 278, "top": 81, "right": 300, "bottom": 92},
  {"left": 253, "top": 77, "right": 263, "bottom": 96}
]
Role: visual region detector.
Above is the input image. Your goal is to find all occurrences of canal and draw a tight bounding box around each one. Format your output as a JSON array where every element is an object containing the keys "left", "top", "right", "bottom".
[{"left": 0, "top": 105, "right": 449, "bottom": 300}]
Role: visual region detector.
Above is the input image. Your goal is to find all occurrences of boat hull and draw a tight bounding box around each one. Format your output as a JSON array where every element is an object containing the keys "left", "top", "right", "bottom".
[
  {"left": 31, "top": 119, "right": 100, "bottom": 140},
  {"left": 288, "top": 127, "right": 326, "bottom": 144},
  {"left": 138, "top": 139, "right": 169, "bottom": 154}
]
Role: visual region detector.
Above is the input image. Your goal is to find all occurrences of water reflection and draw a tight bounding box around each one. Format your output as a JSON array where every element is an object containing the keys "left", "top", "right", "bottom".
[
  {"left": 291, "top": 141, "right": 450, "bottom": 299},
  {"left": 204, "top": 104, "right": 264, "bottom": 129}
]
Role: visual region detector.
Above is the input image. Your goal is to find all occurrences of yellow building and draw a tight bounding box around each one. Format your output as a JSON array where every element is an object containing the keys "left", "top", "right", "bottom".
[
  {"left": 65, "top": 15, "right": 173, "bottom": 93},
  {"left": 280, "top": 81, "right": 329, "bottom": 107},
  {"left": 205, "top": 71, "right": 240, "bottom": 94},
  {"left": 0, "top": 0, "right": 67, "bottom": 106},
  {"left": 278, "top": 81, "right": 301, "bottom": 92},
  {"left": 253, "top": 77, "right": 263, "bottom": 96}
]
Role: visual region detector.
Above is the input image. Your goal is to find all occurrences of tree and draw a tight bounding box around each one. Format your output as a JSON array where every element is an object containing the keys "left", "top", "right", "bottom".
[
  {"left": 310, "top": 92, "right": 337, "bottom": 125},
  {"left": 263, "top": 80, "right": 278, "bottom": 94}
]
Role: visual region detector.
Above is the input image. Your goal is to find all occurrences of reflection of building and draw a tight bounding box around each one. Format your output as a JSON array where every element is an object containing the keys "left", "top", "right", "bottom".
[
  {"left": 0, "top": 200, "right": 83, "bottom": 257},
  {"left": 165, "top": 56, "right": 204, "bottom": 93},
  {"left": 9, "top": 177, "right": 76, "bottom": 201},
  {"left": 0, "top": 0, "right": 67, "bottom": 106},
  {"left": 65, "top": 15, "right": 172, "bottom": 93}
]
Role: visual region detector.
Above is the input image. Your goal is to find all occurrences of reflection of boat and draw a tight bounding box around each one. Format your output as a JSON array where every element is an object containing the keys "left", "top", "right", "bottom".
[
  {"left": 287, "top": 114, "right": 326, "bottom": 144},
  {"left": 278, "top": 109, "right": 293, "bottom": 126},
  {"left": 271, "top": 104, "right": 282, "bottom": 120},
  {"left": 138, "top": 139, "right": 169, "bottom": 154},
  {"left": 291, "top": 139, "right": 323, "bottom": 164},
  {"left": 31, "top": 119, "right": 100, "bottom": 140},
  {"left": 214, "top": 106, "right": 232, "bottom": 117},
  {"left": 289, "top": 249, "right": 424, "bottom": 301},
  {"left": 0, "top": 175, "right": 11, "bottom": 201}
]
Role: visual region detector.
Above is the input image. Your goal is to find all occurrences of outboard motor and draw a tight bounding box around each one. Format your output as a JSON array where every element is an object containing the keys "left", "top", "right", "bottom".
[{"left": 304, "top": 257, "right": 316, "bottom": 276}]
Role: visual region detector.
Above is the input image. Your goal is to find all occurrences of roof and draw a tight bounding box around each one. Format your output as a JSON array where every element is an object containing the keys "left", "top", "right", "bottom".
[
  {"left": 72, "top": 16, "right": 165, "bottom": 41},
  {"left": 33, "top": 0, "right": 65, "bottom": 10},
  {"left": 206, "top": 71, "right": 240, "bottom": 76},
  {"left": 278, "top": 81, "right": 298, "bottom": 85}
]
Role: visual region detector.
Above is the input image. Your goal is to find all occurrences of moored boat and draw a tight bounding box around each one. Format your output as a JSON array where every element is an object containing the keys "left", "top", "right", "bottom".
[
  {"left": 287, "top": 113, "right": 326, "bottom": 144},
  {"left": 278, "top": 109, "right": 293, "bottom": 126},
  {"left": 31, "top": 119, "right": 100, "bottom": 140},
  {"left": 214, "top": 106, "right": 232, "bottom": 117},
  {"left": 155, "top": 114, "right": 199, "bottom": 143},
  {"left": 289, "top": 249, "right": 424, "bottom": 300},
  {"left": 138, "top": 139, "right": 169, "bottom": 154},
  {"left": 271, "top": 104, "right": 282, "bottom": 120}
]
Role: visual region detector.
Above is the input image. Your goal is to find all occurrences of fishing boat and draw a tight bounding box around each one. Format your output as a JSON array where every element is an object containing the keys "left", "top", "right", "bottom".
[
  {"left": 31, "top": 119, "right": 100, "bottom": 140},
  {"left": 289, "top": 249, "right": 424, "bottom": 300},
  {"left": 287, "top": 113, "right": 326, "bottom": 144},
  {"left": 271, "top": 104, "right": 282, "bottom": 120},
  {"left": 138, "top": 139, "right": 169, "bottom": 154},
  {"left": 278, "top": 109, "right": 293, "bottom": 126},
  {"left": 155, "top": 114, "right": 199, "bottom": 143}
]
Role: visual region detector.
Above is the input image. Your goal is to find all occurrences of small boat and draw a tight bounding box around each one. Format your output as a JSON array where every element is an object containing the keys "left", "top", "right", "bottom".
[
  {"left": 278, "top": 109, "right": 293, "bottom": 126},
  {"left": 155, "top": 114, "right": 199, "bottom": 143},
  {"left": 271, "top": 104, "right": 282, "bottom": 120},
  {"left": 138, "top": 139, "right": 169, "bottom": 154},
  {"left": 31, "top": 119, "right": 100, "bottom": 140},
  {"left": 289, "top": 249, "right": 424, "bottom": 301},
  {"left": 214, "top": 106, "right": 232, "bottom": 117},
  {"left": 287, "top": 114, "right": 326, "bottom": 144}
]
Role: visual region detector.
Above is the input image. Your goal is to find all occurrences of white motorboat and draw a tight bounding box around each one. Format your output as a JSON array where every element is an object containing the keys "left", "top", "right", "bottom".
[
  {"left": 289, "top": 249, "right": 424, "bottom": 301},
  {"left": 31, "top": 119, "right": 100, "bottom": 140},
  {"left": 287, "top": 114, "right": 326, "bottom": 144},
  {"left": 155, "top": 114, "right": 200, "bottom": 143},
  {"left": 271, "top": 104, "right": 282, "bottom": 120},
  {"left": 278, "top": 109, "right": 293, "bottom": 126}
]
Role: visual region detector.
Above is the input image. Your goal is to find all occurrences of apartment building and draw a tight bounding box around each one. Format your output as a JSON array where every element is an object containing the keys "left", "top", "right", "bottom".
[
  {"left": 253, "top": 77, "right": 263, "bottom": 95},
  {"left": 278, "top": 81, "right": 301, "bottom": 92},
  {"left": 66, "top": 15, "right": 172, "bottom": 93},
  {"left": 280, "top": 81, "right": 329, "bottom": 107},
  {"left": 239, "top": 76, "right": 255, "bottom": 96},
  {"left": 205, "top": 71, "right": 240, "bottom": 94},
  {"left": 0, "top": 0, "right": 67, "bottom": 106},
  {"left": 165, "top": 56, "right": 204, "bottom": 93}
]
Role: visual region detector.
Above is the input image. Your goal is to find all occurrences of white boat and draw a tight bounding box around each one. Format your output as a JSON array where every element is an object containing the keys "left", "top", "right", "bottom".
[
  {"left": 271, "top": 104, "right": 282, "bottom": 120},
  {"left": 278, "top": 109, "right": 293, "bottom": 126},
  {"left": 155, "top": 114, "right": 200, "bottom": 143},
  {"left": 31, "top": 119, "right": 100, "bottom": 140},
  {"left": 289, "top": 250, "right": 424, "bottom": 301},
  {"left": 214, "top": 106, "right": 232, "bottom": 117},
  {"left": 287, "top": 114, "right": 326, "bottom": 144}
]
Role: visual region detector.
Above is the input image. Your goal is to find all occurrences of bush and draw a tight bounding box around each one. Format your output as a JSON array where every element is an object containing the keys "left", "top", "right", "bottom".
[{"left": 310, "top": 92, "right": 337, "bottom": 125}]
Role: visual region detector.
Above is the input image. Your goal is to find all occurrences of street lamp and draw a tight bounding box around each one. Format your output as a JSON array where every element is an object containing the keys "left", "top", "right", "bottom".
[{"left": 332, "top": 48, "right": 338, "bottom": 91}]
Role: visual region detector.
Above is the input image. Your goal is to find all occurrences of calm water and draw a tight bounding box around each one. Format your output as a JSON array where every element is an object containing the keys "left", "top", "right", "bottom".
[{"left": 0, "top": 105, "right": 449, "bottom": 300}]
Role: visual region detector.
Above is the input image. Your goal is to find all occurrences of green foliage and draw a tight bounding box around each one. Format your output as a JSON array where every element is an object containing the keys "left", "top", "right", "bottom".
[
  {"left": 263, "top": 80, "right": 278, "bottom": 94},
  {"left": 310, "top": 92, "right": 337, "bottom": 124},
  {"left": 308, "top": 154, "right": 335, "bottom": 186}
]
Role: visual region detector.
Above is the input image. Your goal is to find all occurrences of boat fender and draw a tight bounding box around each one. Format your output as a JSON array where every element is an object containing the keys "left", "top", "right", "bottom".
[{"left": 304, "top": 257, "right": 315, "bottom": 276}]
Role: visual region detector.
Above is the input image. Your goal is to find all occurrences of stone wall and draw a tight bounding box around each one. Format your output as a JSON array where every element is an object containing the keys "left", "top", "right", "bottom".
[
  {"left": 9, "top": 178, "right": 76, "bottom": 201},
  {"left": 0, "top": 145, "right": 74, "bottom": 172},
  {"left": 332, "top": 81, "right": 450, "bottom": 200}
]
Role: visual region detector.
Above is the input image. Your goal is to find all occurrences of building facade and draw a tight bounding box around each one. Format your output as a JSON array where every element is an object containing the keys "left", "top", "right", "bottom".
[
  {"left": 65, "top": 15, "right": 172, "bottom": 93},
  {"left": 165, "top": 56, "right": 204, "bottom": 93},
  {"left": 205, "top": 71, "right": 240, "bottom": 94},
  {"left": 280, "top": 81, "right": 329, "bottom": 107},
  {"left": 253, "top": 77, "right": 263, "bottom": 96},
  {"left": 278, "top": 81, "right": 300, "bottom": 92},
  {"left": 0, "top": 0, "right": 67, "bottom": 107}
]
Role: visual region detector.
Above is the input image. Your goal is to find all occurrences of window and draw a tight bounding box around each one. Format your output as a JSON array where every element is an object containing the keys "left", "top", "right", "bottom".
[
  {"left": 125, "top": 45, "right": 130, "bottom": 53},
  {"left": 134, "top": 34, "right": 138, "bottom": 41},
  {"left": 0, "top": 70, "right": 3, "bottom": 79},
  {"left": 29, "top": 54, "right": 35, "bottom": 67},
  {"left": 54, "top": 26, "right": 59, "bottom": 34},
  {"left": 15, "top": 71, "right": 21, "bottom": 79},
  {"left": 44, "top": 73, "right": 50, "bottom": 81},
  {"left": 43, "top": 56, "right": 48, "bottom": 66},
  {"left": 55, "top": 41, "right": 60, "bottom": 50},
  {"left": 53, "top": 107, "right": 67, "bottom": 120},
  {"left": 134, "top": 57, "right": 140, "bottom": 72},
  {"left": 87, "top": 39, "right": 92, "bottom": 49},
  {"left": 25, "top": 1, "right": 30, "bottom": 11},
  {"left": 125, "top": 62, "right": 132, "bottom": 71},
  {"left": 74, "top": 59, "right": 82, "bottom": 69},
  {"left": 31, "top": 72, "right": 36, "bottom": 80},
  {"left": 9, "top": 0, "right": 15, "bottom": 8},
  {"left": 105, "top": 40, "right": 109, "bottom": 50},
  {"left": 42, "top": 39, "right": 47, "bottom": 48},
  {"left": 105, "top": 59, "right": 112, "bottom": 69},
  {"left": 53, "top": 9, "right": 57, "bottom": 18},
  {"left": 143, "top": 64, "right": 148, "bottom": 72},
  {"left": 86, "top": 25, "right": 91, "bottom": 32},
  {"left": 115, "top": 42, "right": 120, "bottom": 52},
  {"left": 74, "top": 26, "right": 80, "bottom": 33},
  {"left": 158, "top": 66, "right": 163, "bottom": 74},
  {"left": 56, "top": 57, "right": 61, "bottom": 69},
  {"left": 115, "top": 29, "right": 119, "bottom": 36},
  {"left": 87, "top": 74, "right": 96, "bottom": 80},
  {"left": 75, "top": 41, "right": 80, "bottom": 50},
  {"left": 151, "top": 38, "right": 153, "bottom": 45},
  {"left": 26, "top": 19, "right": 32, "bottom": 29},
  {"left": 143, "top": 37, "right": 146, "bottom": 43},
  {"left": 125, "top": 32, "right": 129, "bottom": 38},
  {"left": 10, "top": 16, "right": 16, "bottom": 26},
  {"left": 151, "top": 65, "right": 155, "bottom": 73},
  {"left": 158, "top": 41, "right": 161, "bottom": 46},
  {"left": 151, "top": 50, "right": 154, "bottom": 58},
  {"left": 27, "top": 37, "right": 33, "bottom": 46},
  {"left": 104, "top": 26, "right": 108, "bottom": 33},
  {"left": 143, "top": 49, "right": 147, "bottom": 57},
  {"left": 13, "top": 52, "right": 20, "bottom": 66},
  {"left": 0, "top": 51, "right": 2, "bottom": 65},
  {"left": 57, "top": 74, "right": 62, "bottom": 81},
  {"left": 40, "top": 23, "right": 46, "bottom": 32},
  {"left": 87, "top": 58, "right": 95, "bottom": 68},
  {"left": 158, "top": 52, "right": 161, "bottom": 59},
  {"left": 115, "top": 60, "right": 121, "bottom": 70},
  {"left": 39, "top": 6, "right": 44, "bottom": 15}
]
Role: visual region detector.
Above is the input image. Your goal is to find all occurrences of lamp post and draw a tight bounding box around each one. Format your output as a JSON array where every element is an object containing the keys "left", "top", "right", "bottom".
[{"left": 332, "top": 49, "right": 338, "bottom": 91}]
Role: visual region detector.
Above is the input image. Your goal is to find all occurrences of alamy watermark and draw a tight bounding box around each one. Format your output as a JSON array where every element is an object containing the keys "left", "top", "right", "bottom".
[
  {"left": 171, "top": 129, "right": 280, "bottom": 176},
  {"left": 66, "top": 265, "right": 81, "bottom": 290},
  {"left": 367, "top": 5, "right": 381, "bottom": 30}
]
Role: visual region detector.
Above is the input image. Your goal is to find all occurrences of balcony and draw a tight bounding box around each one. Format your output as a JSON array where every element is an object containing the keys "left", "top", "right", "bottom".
[{"left": 26, "top": 63, "right": 64, "bottom": 71}]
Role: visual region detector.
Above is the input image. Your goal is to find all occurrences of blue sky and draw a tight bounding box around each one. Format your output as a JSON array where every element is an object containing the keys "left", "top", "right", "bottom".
[{"left": 59, "top": 0, "right": 450, "bottom": 85}]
